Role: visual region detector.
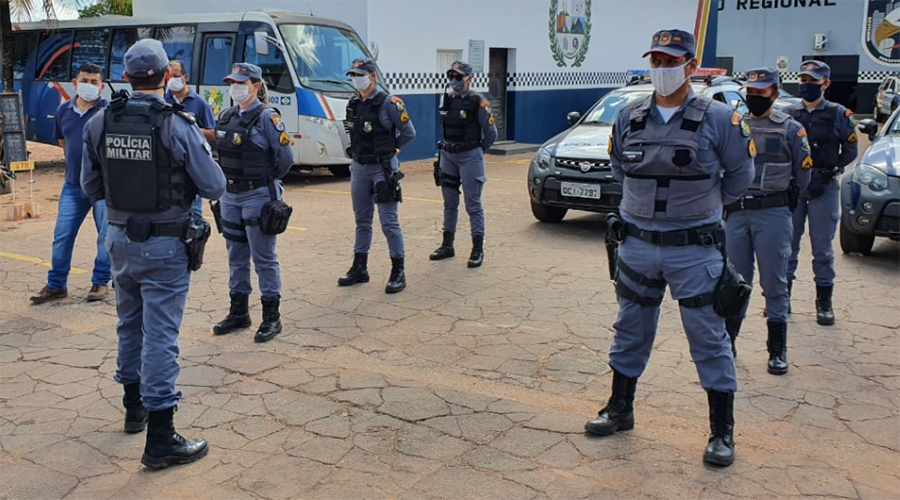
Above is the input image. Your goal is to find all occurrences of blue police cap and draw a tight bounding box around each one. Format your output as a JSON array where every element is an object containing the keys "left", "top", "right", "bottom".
[
  {"left": 799, "top": 60, "right": 830, "bottom": 81},
  {"left": 346, "top": 58, "right": 378, "bottom": 76},
  {"left": 224, "top": 63, "right": 262, "bottom": 83},
  {"left": 743, "top": 67, "right": 780, "bottom": 89},
  {"left": 124, "top": 39, "right": 169, "bottom": 78},
  {"left": 448, "top": 60, "right": 473, "bottom": 76},
  {"left": 642, "top": 29, "right": 695, "bottom": 59}
]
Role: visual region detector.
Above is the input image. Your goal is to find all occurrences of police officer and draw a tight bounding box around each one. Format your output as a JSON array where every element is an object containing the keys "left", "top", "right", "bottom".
[
  {"left": 430, "top": 61, "right": 498, "bottom": 267},
  {"left": 212, "top": 63, "right": 294, "bottom": 343},
  {"left": 338, "top": 58, "right": 416, "bottom": 293},
  {"left": 584, "top": 30, "right": 754, "bottom": 467},
  {"left": 786, "top": 61, "right": 858, "bottom": 326},
  {"left": 725, "top": 68, "right": 811, "bottom": 374},
  {"left": 81, "top": 39, "right": 225, "bottom": 468}
]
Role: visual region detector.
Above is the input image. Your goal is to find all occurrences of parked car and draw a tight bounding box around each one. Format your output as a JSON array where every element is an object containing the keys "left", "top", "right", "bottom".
[
  {"left": 839, "top": 112, "right": 900, "bottom": 254},
  {"left": 528, "top": 70, "right": 748, "bottom": 222},
  {"left": 873, "top": 74, "right": 900, "bottom": 123}
]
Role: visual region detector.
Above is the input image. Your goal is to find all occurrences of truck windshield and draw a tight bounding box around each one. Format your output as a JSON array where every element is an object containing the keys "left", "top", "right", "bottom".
[{"left": 279, "top": 24, "right": 378, "bottom": 93}]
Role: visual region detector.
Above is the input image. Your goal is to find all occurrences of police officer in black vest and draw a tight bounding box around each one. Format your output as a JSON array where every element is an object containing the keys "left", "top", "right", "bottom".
[{"left": 81, "top": 39, "right": 226, "bottom": 469}]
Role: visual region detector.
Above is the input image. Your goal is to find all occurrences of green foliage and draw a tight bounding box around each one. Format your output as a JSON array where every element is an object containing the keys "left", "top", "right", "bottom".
[{"left": 78, "top": 0, "right": 131, "bottom": 18}]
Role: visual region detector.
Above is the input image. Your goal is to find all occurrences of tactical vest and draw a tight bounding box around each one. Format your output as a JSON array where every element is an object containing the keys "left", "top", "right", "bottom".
[
  {"left": 620, "top": 96, "right": 719, "bottom": 220},
  {"left": 745, "top": 110, "right": 793, "bottom": 194},
  {"left": 440, "top": 92, "right": 482, "bottom": 147},
  {"left": 788, "top": 102, "right": 839, "bottom": 170},
  {"left": 100, "top": 97, "right": 193, "bottom": 213},
  {"left": 346, "top": 92, "right": 397, "bottom": 164},
  {"left": 215, "top": 105, "right": 276, "bottom": 181}
]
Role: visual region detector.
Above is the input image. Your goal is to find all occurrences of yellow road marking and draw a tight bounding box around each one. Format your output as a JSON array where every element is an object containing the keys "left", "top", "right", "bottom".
[
  {"left": 0, "top": 251, "right": 87, "bottom": 274},
  {"left": 502, "top": 159, "right": 532, "bottom": 164},
  {"left": 298, "top": 188, "right": 442, "bottom": 204},
  {"left": 202, "top": 216, "right": 307, "bottom": 232}
]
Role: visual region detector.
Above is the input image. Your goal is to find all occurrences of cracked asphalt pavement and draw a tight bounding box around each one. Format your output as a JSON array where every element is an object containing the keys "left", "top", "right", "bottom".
[{"left": 1, "top": 148, "right": 898, "bottom": 500}]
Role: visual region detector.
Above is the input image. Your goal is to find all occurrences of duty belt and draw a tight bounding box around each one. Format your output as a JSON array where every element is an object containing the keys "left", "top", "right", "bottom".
[
  {"left": 725, "top": 191, "right": 790, "bottom": 212},
  {"left": 226, "top": 178, "right": 270, "bottom": 194},
  {"left": 624, "top": 222, "right": 723, "bottom": 247},
  {"left": 353, "top": 154, "right": 393, "bottom": 165},
  {"left": 111, "top": 221, "right": 186, "bottom": 238},
  {"left": 441, "top": 141, "right": 480, "bottom": 153}
]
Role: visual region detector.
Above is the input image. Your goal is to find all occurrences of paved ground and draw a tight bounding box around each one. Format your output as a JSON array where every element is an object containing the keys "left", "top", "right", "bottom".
[{"left": 1, "top": 145, "right": 899, "bottom": 500}]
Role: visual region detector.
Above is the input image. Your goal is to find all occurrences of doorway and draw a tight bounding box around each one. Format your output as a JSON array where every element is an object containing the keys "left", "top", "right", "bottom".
[{"left": 488, "top": 48, "right": 509, "bottom": 141}]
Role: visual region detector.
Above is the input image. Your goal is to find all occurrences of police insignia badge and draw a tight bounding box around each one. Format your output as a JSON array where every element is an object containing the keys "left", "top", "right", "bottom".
[
  {"left": 278, "top": 131, "right": 291, "bottom": 146},
  {"left": 271, "top": 114, "right": 285, "bottom": 131},
  {"left": 802, "top": 155, "right": 813, "bottom": 170},
  {"left": 460, "top": 110, "right": 467, "bottom": 119},
  {"left": 363, "top": 122, "right": 373, "bottom": 133},
  {"left": 731, "top": 112, "right": 741, "bottom": 126},
  {"left": 391, "top": 96, "right": 405, "bottom": 111},
  {"left": 400, "top": 111, "right": 410, "bottom": 123},
  {"left": 232, "top": 133, "right": 242, "bottom": 145},
  {"left": 801, "top": 136, "right": 811, "bottom": 153},
  {"left": 740, "top": 120, "right": 751, "bottom": 138},
  {"left": 488, "top": 115, "right": 495, "bottom": 125},
  {"left": 748, "top": 138, "right": 757, "bottom": 158},
  {"left": 848, "top": 132, "right": 858, "bottom": 144},
  {"left": 607, "top": 138, "right": 613, "bottom": 155}
]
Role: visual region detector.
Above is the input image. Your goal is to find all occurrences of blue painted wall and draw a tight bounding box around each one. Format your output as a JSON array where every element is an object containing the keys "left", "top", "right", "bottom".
[{"left": 395, "top": 87, "right": 614, "bottom": 162}]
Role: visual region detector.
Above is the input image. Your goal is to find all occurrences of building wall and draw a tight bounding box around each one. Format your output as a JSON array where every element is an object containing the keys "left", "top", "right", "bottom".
[{"left": 134, "top": 0, "right": 708, "bottom": 160}]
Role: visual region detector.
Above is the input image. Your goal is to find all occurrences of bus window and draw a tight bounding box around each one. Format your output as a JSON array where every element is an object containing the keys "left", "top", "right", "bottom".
[
  {"left": 201, "top": 35, "right": 234, "bottom": 85},
  {"left": 11, "top": 33, "right": 38, "bottom": 81},
  {"left": 71, "top": 29, "right": 111, "bottom": 78},
  {"left": 155, "top": 25, "right": 196, "bottom": 74},
  {"left": 243, "top": 34, "right": 293, "bottom": 94},
  {"left": 38, "top": 30, "right": 75, "bottom": 81},
  {"left": 109, "top": 27, "right": 152, "bottom": 81}
]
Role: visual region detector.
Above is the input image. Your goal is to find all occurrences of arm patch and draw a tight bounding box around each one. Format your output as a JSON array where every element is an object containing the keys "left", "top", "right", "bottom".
[
  {"left": 270, "top": 113, "right": 285, "bottom": 132},
  {"left": 391, "top": 96, "right": 405, "bottom": 112}
]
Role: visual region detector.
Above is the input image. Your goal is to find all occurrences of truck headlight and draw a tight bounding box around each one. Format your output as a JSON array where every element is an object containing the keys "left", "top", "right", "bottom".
[
  {"left": 532, "top": 147, "right": 552, "bottom": 171},
  {"left": 852, "top": 164, "right": 889, "bottom": 192}
]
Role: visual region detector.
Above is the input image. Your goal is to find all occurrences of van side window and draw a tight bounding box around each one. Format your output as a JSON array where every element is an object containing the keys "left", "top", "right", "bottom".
[
  {"left": 10, "top": 33, "right": 38, "bottom": 81},
  {"left": 110, "top": 28, "right": 152, "bottom": 81},
  {"left": 243, "top": 35, "right": 293, "bottom": 94},
  {"left": 201, "top": 35, "right": 234, "bottom": 85},
  {"left": 38, "top": 31, "right": 75, "bottom": 81},
  {"left": 72, "top": 29, "right": 111, "bottom": 79},
  {"left": 156, "top": 25, "right": 196, "bottom": 75}
]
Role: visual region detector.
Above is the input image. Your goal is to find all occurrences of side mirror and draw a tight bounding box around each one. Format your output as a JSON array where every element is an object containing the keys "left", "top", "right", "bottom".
[
  {"left": 858, "top": 118, "right": 878, "bottom": 141},
  {"left": 567, "top": 111, "right": 581, "bottom": 126},
  {"left": 254, "top": 31, "right": 269, "bottom": 56}
]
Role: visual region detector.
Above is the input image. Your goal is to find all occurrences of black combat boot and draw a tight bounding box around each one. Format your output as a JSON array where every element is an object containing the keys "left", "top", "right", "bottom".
[
  {"left": 385, "top": 257, "right": 406, "bottom": 294},
  {"left": 585, "top": 370, "right": 637, "bottom": 436},
  {"left": 429, "top": 231, "right": 455, "bottom": 260},
  {"left": 338, "top": 253, "right": 370, "bottom": 286},
  {"left": 816, "top": 285, "right": 835, "bottom": 325},
  {"left": 725, "top": 317, "right": 742, "bottom": 358},
  {"left": 123, "top": 382, "right": 147, "bottom": 434},
  {"left": 766, "top": 321, "right": 788, "bottom": 375},
  {"left": 141, "top": 406, "right": 208, "bottom": 469},
  {"left": 255, "top": 297, "right": 282, "bottom": 343},
  {"left": 703, "top": 390, "right": 735, "bottom": 467},
  {"left": 468, "top": 235, "right": 484, "bottom": 268},
  {"left": 213, "top": 292, "right": 251, "bottom": 335}
]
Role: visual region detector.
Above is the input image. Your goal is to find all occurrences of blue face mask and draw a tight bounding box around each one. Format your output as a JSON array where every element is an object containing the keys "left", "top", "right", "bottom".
[
  {"left": 450, "top": 79, "right": 467, "bottom": 93},
  {"left": 798, "top": 82, "right": 823, "bottom": 102}
]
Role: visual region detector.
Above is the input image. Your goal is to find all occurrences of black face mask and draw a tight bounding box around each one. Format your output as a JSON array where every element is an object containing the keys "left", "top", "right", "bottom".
[{"left": 746, "top": 94, "right": 775, "bottom": 117}]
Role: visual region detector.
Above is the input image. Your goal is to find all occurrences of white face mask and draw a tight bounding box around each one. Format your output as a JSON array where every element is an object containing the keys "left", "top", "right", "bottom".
[
  {"left": 76, "top": 83, "right": 101, "bottom": 102},
  {"left": 650, "top": 61, "right": 690, "bottom": 97},
  {"left": 351, "top": 75, "right": 371, "bottom": 92},
  {"left": 167, "top": 76, "right": 185, "bottom": 93},
  {"left": 229, "top": 83, "right": 253, "bottom": 104}
]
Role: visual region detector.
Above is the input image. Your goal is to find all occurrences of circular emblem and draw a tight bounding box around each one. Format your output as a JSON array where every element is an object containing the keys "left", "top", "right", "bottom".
[
  {"left": 659, "top": 32, "right": 672, "bottom": 46},
  {"left": 363, "top": 122, "right": 373, "bottom": 133},
  {"left": 549, "top": 0, "right": 592, "bottom": 68},
  {"left": 580, "top": 161, "right": 592, "bottom": 173},
  {"left": 748, "top": 72, "right": 758, "bottom": 82}
]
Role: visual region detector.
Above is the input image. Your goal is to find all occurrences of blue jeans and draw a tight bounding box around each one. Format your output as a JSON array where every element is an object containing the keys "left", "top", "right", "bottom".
[{"left": 47, "top": 182, "right": 111, "bottom": 289}]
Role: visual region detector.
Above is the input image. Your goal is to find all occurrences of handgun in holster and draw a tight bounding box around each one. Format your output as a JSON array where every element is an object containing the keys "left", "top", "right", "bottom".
[
  {"left": 375, "top": 159, "right": 404, "bottom": 203},
  {"left": 712, "top": 245, "right": 752, "bottom": 318},
  {"left": 605, "top": 212, "right": 625, "bottom": 281},
  {"left": 433, "top": 142, "right": 444, "bottom": 187},
  {"left": 209, "top": 199, "right": 224, "bottom": 233},
  {"left": 183, "top": 219, "right": 211, "bottom": 271}
]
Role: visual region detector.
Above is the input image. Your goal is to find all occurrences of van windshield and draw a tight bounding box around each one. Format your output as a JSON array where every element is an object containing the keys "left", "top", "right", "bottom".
[{"left": 279, "top": 24, "right": 379, "bottom": 93}]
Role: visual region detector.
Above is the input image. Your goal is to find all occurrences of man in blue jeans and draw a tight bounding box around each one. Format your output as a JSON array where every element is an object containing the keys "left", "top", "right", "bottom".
[
  {"left": 165, "top": 59, "right": 216, "bottom": 221},
  {"left": 31, "top": 62, "right": 111, "bottom": 304}
]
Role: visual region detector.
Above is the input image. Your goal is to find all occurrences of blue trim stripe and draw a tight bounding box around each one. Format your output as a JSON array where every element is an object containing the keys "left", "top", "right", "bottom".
[{"left": 295, "top": 87, "right": 326, "bottom": 118}]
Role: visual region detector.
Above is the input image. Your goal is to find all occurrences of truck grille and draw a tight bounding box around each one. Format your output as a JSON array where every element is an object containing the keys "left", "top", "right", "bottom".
[{"left": 555, "top": 157, "right": 610, "bottom": 171}]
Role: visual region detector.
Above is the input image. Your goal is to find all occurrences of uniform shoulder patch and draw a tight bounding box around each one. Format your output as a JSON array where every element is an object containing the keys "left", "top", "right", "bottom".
[
  {"left": 488, "top": 115, "right": 495, "bottom": 125},
  {"left": 845, "top": 108, "right": 853, "bottom": 117},
  {"left": 731, "top": 112, "right": 741, "bottom": 126},
  {"left": 740, "top": 119, "right": 751, "bottom": 138},
  {"left": 748, "top": 138, "right": 757, "bottom": 158},
  {"left": 278, "top": 130, "right": 291, "bottom": 146},
  {"left": 801, "top": 155, "right": 813, "bottom": 170},
  {"left": 848, "top": 132, "right": 858, "bottom": 144},
  {"left": 796, "top": 127, "right": 807, "bottom": 138},
  {"left": 399, "top": 111, "right": 410, "bottom": 123},
  {"left": 800, "top": 135, "right": 811, "bottom": 153},
  {"left": 391, "top": 96, "right": 405, "bottom": 112},
  {"left": 175, "top": 110, "right": 196, "bottom": 124},
  {"left": 270, "top": 113, "right": 285, "bottom": 132}
]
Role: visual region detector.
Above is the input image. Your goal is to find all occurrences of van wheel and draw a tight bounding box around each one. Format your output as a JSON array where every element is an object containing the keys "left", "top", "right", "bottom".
[
  {"left": 531, "top": 201, "right": 567, "bottom": 222},
  {"left": 329, "top": 165, "right": 351, "bottom": 178},
  {"left": 839, "top": 220, "right": 874, "bottom": 255}
]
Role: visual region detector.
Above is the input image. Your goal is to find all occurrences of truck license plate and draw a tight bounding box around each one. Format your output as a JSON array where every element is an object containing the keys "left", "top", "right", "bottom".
[{"left": 560, "top": 182, "right": 600, "bottom": 199}]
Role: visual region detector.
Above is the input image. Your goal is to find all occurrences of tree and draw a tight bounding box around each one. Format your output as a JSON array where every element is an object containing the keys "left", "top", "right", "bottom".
[{"left": 78, "top": 0, "right": 131, "bottom": 18}]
